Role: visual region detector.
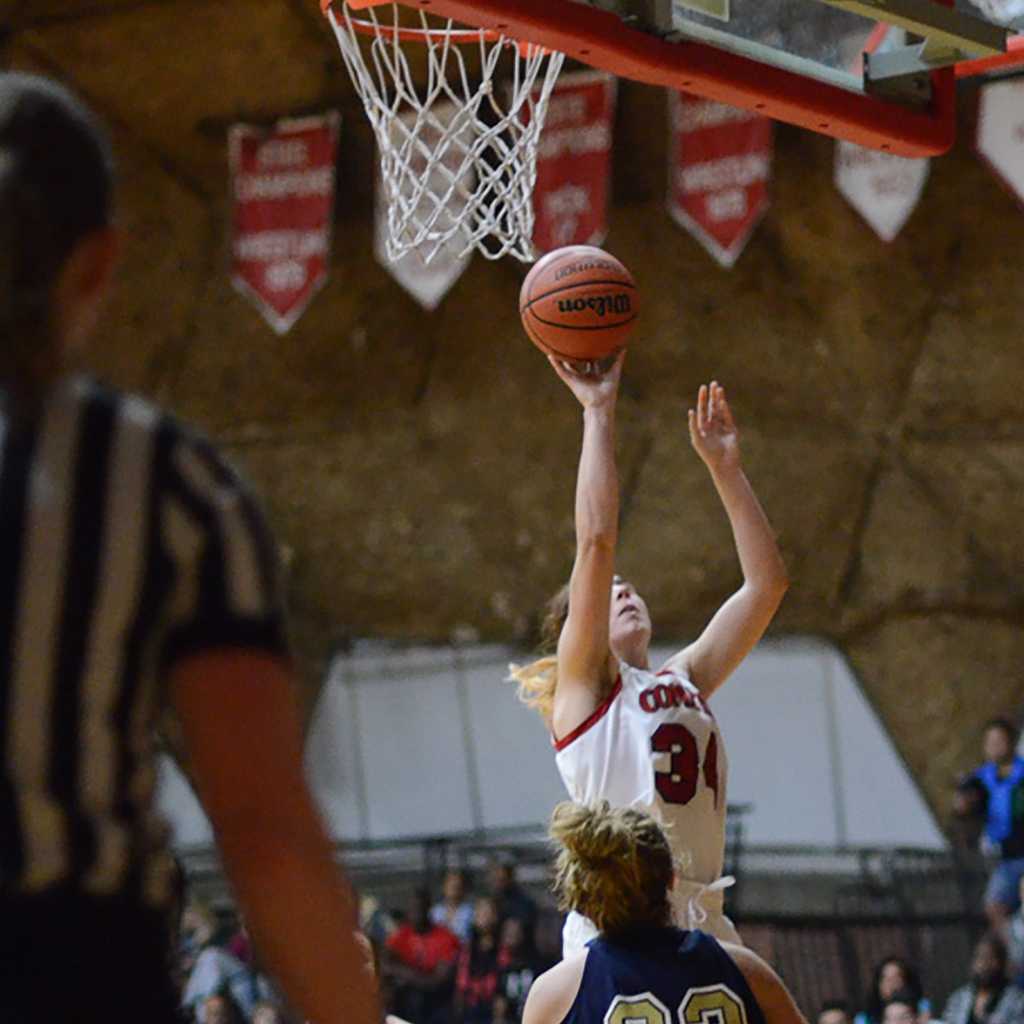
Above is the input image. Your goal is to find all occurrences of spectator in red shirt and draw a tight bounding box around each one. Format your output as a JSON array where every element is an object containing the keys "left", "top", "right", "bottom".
[
  {"left": 384, "top": 890, "right": 461, "bottom": 1024},
  {"left": 457, "top": 897, "right": 503, "bottom": 1024}
]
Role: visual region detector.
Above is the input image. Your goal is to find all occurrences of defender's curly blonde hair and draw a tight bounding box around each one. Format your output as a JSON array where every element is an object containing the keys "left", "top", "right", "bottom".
[
  {"left": 509, "top": 583, "right": 570, "bottom": 723},
  {"left": 550, "top": 800, "right": 675, "bottom": 936}
]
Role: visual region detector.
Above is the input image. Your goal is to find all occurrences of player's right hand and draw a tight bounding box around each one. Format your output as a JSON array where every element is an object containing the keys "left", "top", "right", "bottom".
[{"left": 548, "top": 350, "right": 624, "bottom": 409}]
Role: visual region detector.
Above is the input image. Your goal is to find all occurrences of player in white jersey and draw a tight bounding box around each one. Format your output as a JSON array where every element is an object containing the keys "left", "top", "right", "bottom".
[{"left": 513, "top": 355, "right": 788, "bottom": 956}]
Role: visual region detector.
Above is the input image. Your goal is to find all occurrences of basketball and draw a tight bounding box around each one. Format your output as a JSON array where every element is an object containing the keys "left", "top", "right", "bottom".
[{"left": 519, "top": 245, "right": 638, "bottom": 365}]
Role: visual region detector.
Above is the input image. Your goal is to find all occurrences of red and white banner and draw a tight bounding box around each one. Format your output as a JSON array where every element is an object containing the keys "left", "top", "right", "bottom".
[
  {"left": 229, "top": 113, "right": 340, "bottom": 334},
  {"left": 667, "top": 93, "right": 772, "bottom": 268},
  {"left": 531, "top": 71, "right": 617, "bottom": 255},
  {"left": 975, "top": 77, "right": 1024, "bottom": 209},
  {"left": 834, "top": 141, "right": 929, "bottom": 242},
  {"left": 375, "top": 102, "right": 473, "bottom": 310}
]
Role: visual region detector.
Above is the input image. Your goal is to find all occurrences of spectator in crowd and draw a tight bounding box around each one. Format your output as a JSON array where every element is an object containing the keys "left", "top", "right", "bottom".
[
  {"left": 1007, "top": 876, "right": 1024, "bottom": 985},
  {"left": 497, "top": 917, "right": 542, "bottom": 1023},
  {"left": 883, "top": 993, "right": 923, "bottom": 1024},
  {"left": 199, "top": 992, "right": 247, "bottom": 1024},
  {"left": 856, "top": 957, "right": 926, "bottom": 1024},
  {"left": 490, "top": 858, "right": 538, "bottom": 938},
  {"left": 181, "top": 928, "right": 274, "bottom": 1022},
  {"left": 362, "top": 893, "right": 397, "bottom": 950},
  {"left": 819, "top": 1002, "right": 852, "bottom": 1024},
  {"left": 252, "top": 1001, "right": 287, "bottom": 1024},
  {"left": 942, "top": 933, "right": 1024, "bottom": 1024},
  {"left": 227, "top": 921, "right": 253, "bottom": 968},
  {"left": 532, "top": 912, "right": 563, "bottom": 975},
  {"left": 432, "top": 869, "right": 475, "bottom": 943},
  {"left": 456, "top": 897, "right": 503, "bottom": 1024},
  {"left": 953, "top": 720, "right": 1024, "bottom": 940},
  {"left": 384, "top": 889, "right": 461, "bottom": 1024}
]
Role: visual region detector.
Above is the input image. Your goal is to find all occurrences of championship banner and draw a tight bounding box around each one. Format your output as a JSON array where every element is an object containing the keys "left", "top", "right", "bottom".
[
  {"left": 375, "top": 102, "right": 473, "bottom": 311},
  {"left": 834, "top": 140, "right": 930, "bottom": 242},
  {"left": 667, "top": 92, "right": 772, "bottom": 268},
  {"left": 229, "top": 113, "right": 340, "bottom": 335},
  {"left": 975, "top": 77, "right": 1024, "bottom": 210},
  {"left": 531, "top": 71, "right": 617, "bottom": 255}
]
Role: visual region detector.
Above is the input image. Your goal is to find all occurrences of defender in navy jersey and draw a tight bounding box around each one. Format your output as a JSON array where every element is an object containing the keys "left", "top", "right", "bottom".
[
  {"left": 514, "top": 358, "right": 788, "bottom": 955},
  {"left": 523, "top": 802, "right": 805, "bottom": 1024},
  {"left": 0, "top": 74, "right": 375, "bottom": 1024}
]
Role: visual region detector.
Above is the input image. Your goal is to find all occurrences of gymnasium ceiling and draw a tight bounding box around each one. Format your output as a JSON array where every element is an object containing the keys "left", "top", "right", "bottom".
[{"left": 4, "top": 1, "right": 1024, "bottom": 819}]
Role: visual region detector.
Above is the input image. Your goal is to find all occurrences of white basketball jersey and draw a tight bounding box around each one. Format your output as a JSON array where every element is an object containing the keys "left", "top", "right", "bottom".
[{"left": 554, "top": 661, "right": 728, "bottom": 891}]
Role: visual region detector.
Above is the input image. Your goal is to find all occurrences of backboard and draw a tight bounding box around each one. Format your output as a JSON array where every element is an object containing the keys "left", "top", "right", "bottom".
[{"left": 333, "top": 0, "right": 1015, "bottom": 155}]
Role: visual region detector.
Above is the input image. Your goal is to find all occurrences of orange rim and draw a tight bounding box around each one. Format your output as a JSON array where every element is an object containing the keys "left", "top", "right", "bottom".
[
  {"left": 323, "top": 0, "right": 504, "bottom": 43},
  {"left": 956, "top": 34, "right": 1024, "bottom": 77}
]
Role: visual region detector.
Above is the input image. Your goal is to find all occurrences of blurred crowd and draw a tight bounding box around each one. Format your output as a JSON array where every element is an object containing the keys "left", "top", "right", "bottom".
[
  {"left": 174, "top": 858, "right": 559, "bottom": 1024},
  {"left": 172, "top": 716, "right": 1024, "bottom": 1024},
  {"left": 807, "top": 717, "right": 1024, "bottom": 1024},
  {"left": 362, "top": 860, "right": 560, "bottom": 1024}
]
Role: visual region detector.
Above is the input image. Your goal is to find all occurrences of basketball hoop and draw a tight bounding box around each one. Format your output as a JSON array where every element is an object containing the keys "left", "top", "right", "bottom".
[{"left": 323, "top": 0, "right": 565, "bottom": 263}]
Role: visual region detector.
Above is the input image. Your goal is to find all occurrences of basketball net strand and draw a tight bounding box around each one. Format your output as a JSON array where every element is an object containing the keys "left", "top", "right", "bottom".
[{"left": 327, "top": 2, "right": 565, "bottom": 264}]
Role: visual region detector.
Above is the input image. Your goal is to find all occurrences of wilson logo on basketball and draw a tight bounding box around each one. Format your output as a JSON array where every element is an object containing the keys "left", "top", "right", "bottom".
[{"left": 557, "top": 293, "right": 632, "bottom": 317}]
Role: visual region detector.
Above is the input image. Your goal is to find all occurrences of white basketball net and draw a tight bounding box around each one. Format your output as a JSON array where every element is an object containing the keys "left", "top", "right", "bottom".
[
  {"left": 326, "top": 2, "right": 565, "bottom": 264},
  {"left": 964, "top": 0, "right": 1024, "bottom": 26}
]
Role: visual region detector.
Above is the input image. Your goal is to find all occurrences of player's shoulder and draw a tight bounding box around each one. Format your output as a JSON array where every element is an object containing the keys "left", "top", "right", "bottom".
[
  {"left": 718, "top": 942, "right": 782, "bottom": 1002},
  {"left": 524, "top": 951, "right": 589, "bottom": 1024}
]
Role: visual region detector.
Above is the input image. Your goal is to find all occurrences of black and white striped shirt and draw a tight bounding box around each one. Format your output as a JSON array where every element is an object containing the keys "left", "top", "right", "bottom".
[{"left": 0, "top": 374, "right": 288, "bottom": 904}]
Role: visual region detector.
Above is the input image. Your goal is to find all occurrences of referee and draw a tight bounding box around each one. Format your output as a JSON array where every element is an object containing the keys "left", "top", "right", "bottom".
[{"left": 0, "top": 74, "right": 376, "bottom": 1024}]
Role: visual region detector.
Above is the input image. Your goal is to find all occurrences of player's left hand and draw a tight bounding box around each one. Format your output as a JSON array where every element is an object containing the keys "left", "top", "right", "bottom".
[{"left": 688, "top": 381, "right": 741, "bottom": 473}]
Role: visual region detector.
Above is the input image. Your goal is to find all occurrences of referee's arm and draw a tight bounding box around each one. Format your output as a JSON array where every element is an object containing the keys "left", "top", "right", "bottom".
[
  {"left": 162, "top": 433, "right": 377, "bottom": 1024},
  {"left": 171, "top": 650, "right": 376, "bottom": 1024}
]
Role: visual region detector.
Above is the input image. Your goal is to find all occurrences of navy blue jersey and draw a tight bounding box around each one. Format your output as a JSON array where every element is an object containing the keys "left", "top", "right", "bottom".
[{"left": 563, "top": 928, "right": 767, "bottom": 1024}]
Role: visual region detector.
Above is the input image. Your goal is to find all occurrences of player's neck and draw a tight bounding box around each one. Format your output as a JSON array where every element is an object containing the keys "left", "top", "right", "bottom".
[{"left": 613, "top": 646, "right": 649, "bottom": 672}]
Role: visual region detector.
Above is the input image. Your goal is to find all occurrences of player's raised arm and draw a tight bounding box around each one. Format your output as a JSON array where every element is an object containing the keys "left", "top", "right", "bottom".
[
  {"left": 663, "top": 382, "right": 788, "bottom": 699},
  {"left": 550, "top": 353, "right": 625, "bottom": 740},
  {"left": 725, "top": 944, "right": 809, "bottom": 1024}
]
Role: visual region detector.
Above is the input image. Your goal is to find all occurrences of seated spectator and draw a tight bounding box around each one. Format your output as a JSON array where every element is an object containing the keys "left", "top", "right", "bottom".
[
  {"left": 489, "top": 857, "right": 537, "bottom": 938},
  {"left": 953, "top": 719, "right": 1024, "bottom": 940},
  {"left": 456, "top": 897, "right": 503, "bottom": 1024},
  {"left": 883, "top": 992, "right": 923, "bottom": 1024},
  {"left": 432, "top": 869, "right": 475, "bottom": 943},
  {"left": 383, "top": 889, "right": 461, "bottom": 1024},
  {"left": 497, "top": 917, "right": 541, "bottom": 1024},
  {"left": 181, "top": 933, "right": 275, "bottom": 1022},
  {"left": 200, "top": 991, "right": 247, "bottom": 1024},
  {"left": 1009, "top": 876, "right": 1024, "bottom": 985},
  {"left": 252, "top": 1000, "right": 287, "bottom": 1024},
  {"left": 179, "top": 902, "right": 218, "bottom": 979},
  {"left": 227, "top": 921, "right": 253, "bottom": 968},
  {"left": 819, "top": 1002, "right": 852, "bottom": 1024},
  {"left": 362, "top": 892, "right": 397, "bottom": 949},
  {"left": 942, "top": 933, "right": 1024, "bottom": 1024},
  {"left": 531, "top": 911, "right": 563, "bottom": 975},
  {"left": 856, "top": 957, "right": 926, "bottom": 1024}
]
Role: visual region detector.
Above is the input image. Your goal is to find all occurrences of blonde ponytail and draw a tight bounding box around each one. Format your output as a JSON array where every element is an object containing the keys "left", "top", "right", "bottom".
[
  {"left": 509, "top": 582, "right": 570, "bottom": 724},
  {"left": 550, "top": 800, "right": 675, "bottom": 936}
]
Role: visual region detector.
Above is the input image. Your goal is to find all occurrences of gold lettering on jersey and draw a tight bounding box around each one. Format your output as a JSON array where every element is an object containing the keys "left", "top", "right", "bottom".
[
  {"left": 679, "top": 984, "right": 748, "bottom": 1024},
  {"left": 604, "top": 992, "right": 672, "bottom": 1024}
]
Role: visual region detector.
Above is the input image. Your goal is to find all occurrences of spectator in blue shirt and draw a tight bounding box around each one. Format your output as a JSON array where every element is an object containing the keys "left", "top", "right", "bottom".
[{"left": 954, "top": 718, "right": 1024, "bottom": 940}]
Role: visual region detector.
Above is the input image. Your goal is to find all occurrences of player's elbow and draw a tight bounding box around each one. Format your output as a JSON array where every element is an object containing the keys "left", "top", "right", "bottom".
[
  {"left": 744, "top": 570, "right": 788, "bottom": 607},
  {"left": 575, "top": 530, "right": 617, "bottom": 561}
]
